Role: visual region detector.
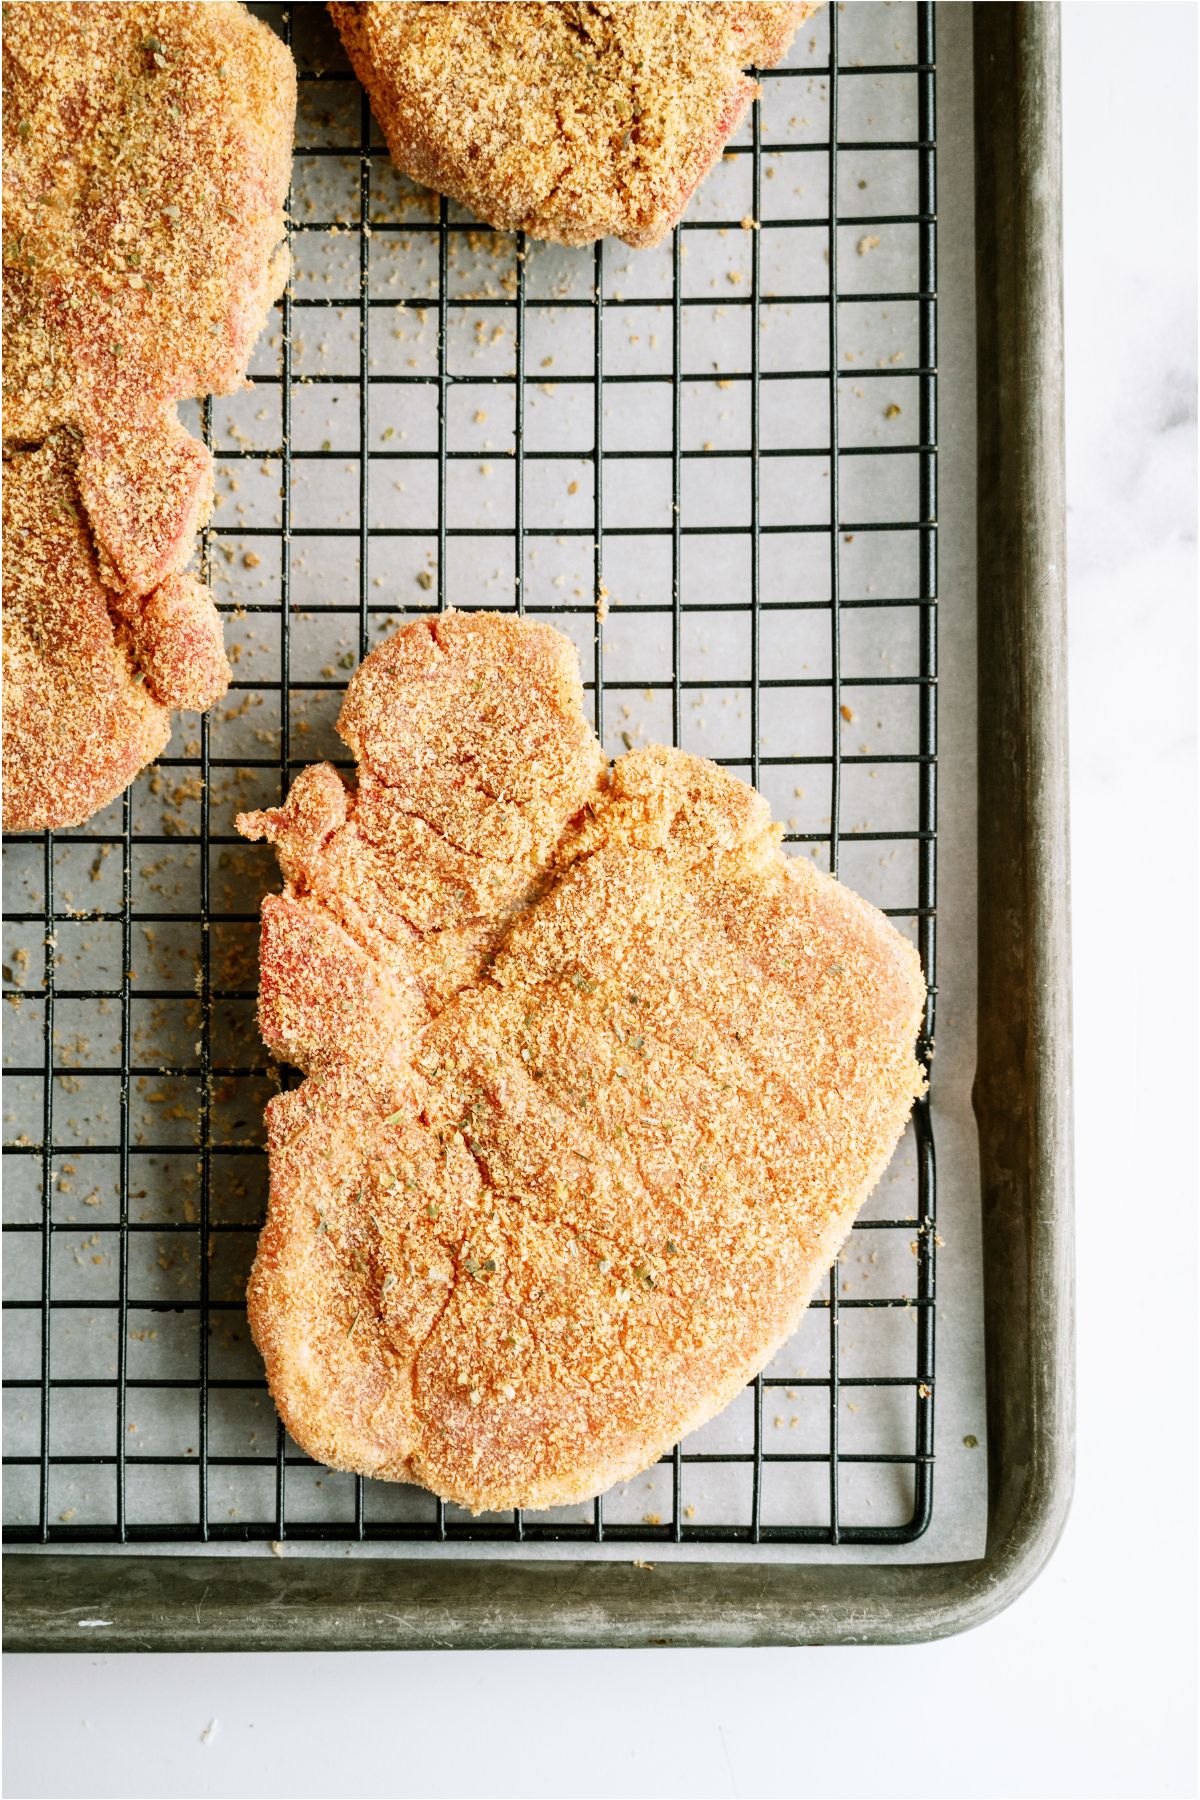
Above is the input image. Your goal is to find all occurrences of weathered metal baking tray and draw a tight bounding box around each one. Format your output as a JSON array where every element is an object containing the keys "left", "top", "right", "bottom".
[{"left": 4, "top": 2, "right": 1073, "bottom": 1649}]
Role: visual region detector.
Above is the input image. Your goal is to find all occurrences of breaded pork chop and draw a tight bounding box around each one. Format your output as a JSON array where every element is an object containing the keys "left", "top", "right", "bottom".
[
  {"left": 238, "top": 613, "right": 925, "bottom": 1514},
  {"left": 2, "top": 2, "right": 294, "bottom": 830},
  {"left": 330, "top": 1, "right": 818, "bottom": 248}
]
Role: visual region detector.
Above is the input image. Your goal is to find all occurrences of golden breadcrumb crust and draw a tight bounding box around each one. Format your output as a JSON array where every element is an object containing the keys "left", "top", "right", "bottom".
[
  {"left": 2, "top": 2, "right": 294, "bottom": 829},
  {"left": 330, "top": 1, "right": 819, "bottom": 247},
  {"left": 238, "top": 612, "right": 926, "bottom": 1513},
  {"left": 5, "top": 435, "right": 163, "bottom": 829}
]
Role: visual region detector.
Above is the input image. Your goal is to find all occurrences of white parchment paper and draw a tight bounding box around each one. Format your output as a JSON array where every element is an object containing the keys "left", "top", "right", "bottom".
[{"left": 2, "top": 2, "right": 985, "bottom": 1563}]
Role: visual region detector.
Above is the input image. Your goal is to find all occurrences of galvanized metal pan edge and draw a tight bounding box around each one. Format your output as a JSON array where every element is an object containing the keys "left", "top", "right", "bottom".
[{"left": 3, "top": 0, "right": 1073, "bottom": 1650}]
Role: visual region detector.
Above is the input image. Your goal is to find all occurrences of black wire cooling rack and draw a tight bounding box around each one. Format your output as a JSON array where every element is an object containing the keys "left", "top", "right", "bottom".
[{"left": 2, "top": 0, "right": 937, "bottom": 1548}]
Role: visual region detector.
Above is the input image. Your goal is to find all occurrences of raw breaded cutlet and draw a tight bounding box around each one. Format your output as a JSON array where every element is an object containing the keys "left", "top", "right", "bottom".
[
  {"left": 238, "top": 612, "right": 926, "bottom": 1514},
  {"left": 330, "top": 1, "right": 819, "bottom": 247},
  {"left": 2, "top": 2, "right": 295, "bottom": 831}
]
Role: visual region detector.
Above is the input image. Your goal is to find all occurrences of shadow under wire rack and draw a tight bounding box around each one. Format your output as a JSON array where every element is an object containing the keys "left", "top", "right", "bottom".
[{"left": 2, "top": 1, "right": 938, "bottom": 1549}]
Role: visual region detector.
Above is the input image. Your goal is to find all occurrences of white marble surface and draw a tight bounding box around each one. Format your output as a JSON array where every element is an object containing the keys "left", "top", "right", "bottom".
[{"left": 3, "top": 5, "right": 1196, "bottom": 1796}]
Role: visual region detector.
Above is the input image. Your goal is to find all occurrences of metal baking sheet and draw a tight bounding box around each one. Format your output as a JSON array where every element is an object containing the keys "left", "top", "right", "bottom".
[{"left": 3, "top": 0, "right": 991, "bottom": 1581}]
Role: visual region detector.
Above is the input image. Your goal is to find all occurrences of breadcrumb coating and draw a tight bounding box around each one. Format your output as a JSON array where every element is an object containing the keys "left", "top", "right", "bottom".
[
  {"left": 238, "top": 612, "right": 926, "bottom": 1513},
  {"left": 2, "top": 431, "right": 229, "bottom": 832},
  {"left": 2, "top": 2, "right": 295, "bottom": 830},
  {"left": 330, "top": 1, "right": 818, "bottom": 247},
  {"left": 241, "top": 612, "right": 608, "bottom": 1004}
]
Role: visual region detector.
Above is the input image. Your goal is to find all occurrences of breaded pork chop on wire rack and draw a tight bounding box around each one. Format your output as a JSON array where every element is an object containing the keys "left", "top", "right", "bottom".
[
  {"left": 331, "top": 1, "right": 818, "bottom": 247},
  {"left": 2, "top": 2, "right": 295, "bottom": 831},
  {"left": 238, "top": 612, "right": 925, "bottom": 1514}
]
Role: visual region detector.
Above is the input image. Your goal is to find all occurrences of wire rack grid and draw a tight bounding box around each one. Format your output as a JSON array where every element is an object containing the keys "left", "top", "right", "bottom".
[{"left": 2, "top": 0, "right": 937, "bottom": 1549}]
